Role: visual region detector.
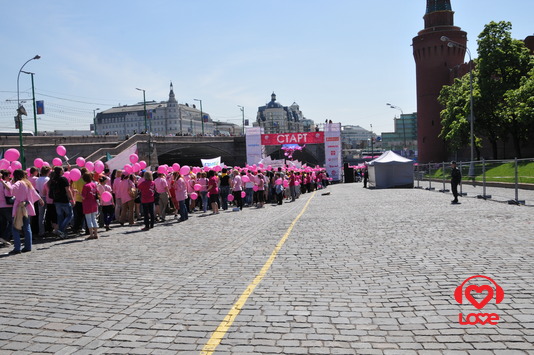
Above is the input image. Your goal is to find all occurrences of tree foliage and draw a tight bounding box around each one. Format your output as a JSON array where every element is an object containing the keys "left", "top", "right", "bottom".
[{"left": 439, "top": 21, "right": 534, "bottom": 159}]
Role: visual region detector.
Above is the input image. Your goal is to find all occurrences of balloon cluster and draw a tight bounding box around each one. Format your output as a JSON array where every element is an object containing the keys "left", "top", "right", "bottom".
[{"left": 281, "top": 144, "right": 305, "bottom": 160}]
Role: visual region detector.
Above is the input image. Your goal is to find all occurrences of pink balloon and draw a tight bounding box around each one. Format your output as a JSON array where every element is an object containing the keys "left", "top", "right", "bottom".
[
  {"left": 4, "top": 149, "right": 20, "bottom": 162},
  {"left": 267, "top": 165, "right": 272, "bottom": 171},
  {"left": 133, "top": 163, "right": 141, "bottom": 172},
  {"left": 101, "top": 191, "right": 112, "bottom": 203},
  {"left": 180, "top": 166, "right": 190, "bottom": 175},
  {"left": 194, "top": 184, "right": 201, "bottom": 191},
  {"left": 172, "top": 163, "right": 181, "bottom": 172},
  {"left": 213, "top": 165, "right": 222, "bottom": 172},
  {"left": 52, "top": 157, "right": 63, "bottom": 167},
  {"left": 85, "top": 161, "right": 95, "bottom": 172},
  {"left": 190, "top": 192, "right": 198, "bottom": 200},
  {"left": 34, "top": 158, "right": 44, "bottom": 168},
  {"left": 56, "top": 145, "right": 67, "bottom": 157},
  {"left": 241, "top": 191, "right": 246, "bottom": 198},
  {"left": 0, "top": 159, "right": 9, "bottom": 170},
  {"left": 63, "top": 171, "right": 71, "bottom": 180},
  {"left": 124, "top": 164, "right": 133, "bottom": 174},
  {"left": 192, "top": 166, "right": 200, "bottom": 174},
  {"left": 259, "top": 163, "right": 264, "bottom": 168},
  {"left": 43, "top": 161, "right": 50, "bottom": 167},
  {"left": 203, "top": 166, "right": 210, "bottom": 172},
  {"left": 227, "top": 194, "right": 234, "bottom": 202},
  {"left": 11, "top": 161, "right": 22, "bottom": 170},
  {"left": 70, "top": 168, "right": 81, "bottom": 181},
  {"left": 253, "top": 185, "right": 259, "bottom": 192},
  {"left": 94, "top": 161, "right": 105, "bottom": 173},
  {"left": 139, "top": 161, "right": 147, "bottom": 170},
  {"left": 275, "top": 178, "right": 282, "bottom": 185},
  {"left": 157, "top": 165, "right": 167, "bottom": 174},
  {"left": 129, "top": 154, "right": 138, "bottom": 164},
  {"left": 241, "top": 175, "right": 250, "bottom": 183},
  {"left": 76, "top": 157, "right": 86, "bottom": 167}
]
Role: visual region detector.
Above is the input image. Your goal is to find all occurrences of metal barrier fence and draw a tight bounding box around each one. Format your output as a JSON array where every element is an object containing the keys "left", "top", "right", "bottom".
[{"left": 414, "top": 158, "right": 534, "bottom": 206}]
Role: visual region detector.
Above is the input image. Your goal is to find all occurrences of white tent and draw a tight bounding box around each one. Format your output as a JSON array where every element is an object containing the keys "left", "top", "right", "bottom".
[{"left": 368, "top": 150, "right": 414, "bottom": 188}]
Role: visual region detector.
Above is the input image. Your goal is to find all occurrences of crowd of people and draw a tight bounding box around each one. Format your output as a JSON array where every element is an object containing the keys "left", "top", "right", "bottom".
[{"left": 0, "top": 163, "right": 330, "bottom": 255}]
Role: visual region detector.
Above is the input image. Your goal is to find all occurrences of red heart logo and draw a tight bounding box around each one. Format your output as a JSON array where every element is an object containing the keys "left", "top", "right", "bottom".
[{"left": 465, "top": 285, "right": 494, "bottom": 309}]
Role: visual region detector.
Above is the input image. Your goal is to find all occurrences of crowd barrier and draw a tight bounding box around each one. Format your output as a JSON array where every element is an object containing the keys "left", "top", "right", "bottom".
[{"left": 414, "top": 158, "right": 534, "bottom": 207}]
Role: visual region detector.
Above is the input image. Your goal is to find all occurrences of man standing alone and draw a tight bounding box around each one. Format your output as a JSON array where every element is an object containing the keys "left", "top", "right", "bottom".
[{"left": 451, "top": 161, "right": 462, "bottom": 204}]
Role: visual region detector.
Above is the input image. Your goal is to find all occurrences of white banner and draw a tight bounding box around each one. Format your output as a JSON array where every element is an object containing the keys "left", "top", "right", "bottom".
[
  {"left": 201, "top": 156, "right": 221, "bottom": 168},
  {"left": 324, "top": 123, "right": 342, "bottom": 181},
  {"left": 246, "top": 127, "right": 264, "bottom": 165},
  {"left": 105, "top": 144, "right": 137, "bottom": 171}
]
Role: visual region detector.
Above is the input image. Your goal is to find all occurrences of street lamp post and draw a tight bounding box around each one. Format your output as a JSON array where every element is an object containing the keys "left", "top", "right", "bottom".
[
  {"left": 21, "top": 71, "right": 38, "bottom": 135},
  {"left": 135, "top": 88, "right": 148, "bottom": 133},
  {"left": 441, "top": 36, "right": 475, "bottom": 177},
  {"left": 136, "top": 88, "right": 151, "bottom": 167},
  {"left": 194, "top": 99, "right": 204, "bottom": 135},
  {"left": 238, "top": 105, "right": 245, "bottom": 136},
  {"left": 386, "top": 103, "right": 406, "bottom": 151},
  {"left": 370, "top": 124, "right": 374, "bottom": 158},
  {"left": 17, "top": 55, "right": 41, "bottom": 169},
  {"left": 93, "top": 108, "right": 100, "bottom": 135}
]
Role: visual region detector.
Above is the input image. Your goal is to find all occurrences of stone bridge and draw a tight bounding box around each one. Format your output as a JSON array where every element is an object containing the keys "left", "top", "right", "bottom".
[{"left": 0, "top": 134, "right": 325, "bottom": 168}]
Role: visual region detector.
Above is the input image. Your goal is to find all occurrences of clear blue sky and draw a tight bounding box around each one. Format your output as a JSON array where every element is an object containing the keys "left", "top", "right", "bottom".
[{"left": 0, "top": 0, "right": 532, "bottom": 136}]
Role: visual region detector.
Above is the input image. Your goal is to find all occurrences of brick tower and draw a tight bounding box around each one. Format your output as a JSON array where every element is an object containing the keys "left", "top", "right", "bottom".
[{"left": 413, "top": 0, "right": 467, "bottom": 163}]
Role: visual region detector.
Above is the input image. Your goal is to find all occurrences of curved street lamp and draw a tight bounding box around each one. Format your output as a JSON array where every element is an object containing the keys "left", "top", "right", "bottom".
[
  {"left": 238, "top": 105, "right": 245, "bottom": 136},
  {"left": 386, "top": 103, "right": 406, "bottom": 149},
  {"left": 17, "top": 55, "right": 41, "bottom": 168},
  {"left": 441, "top": 36, "right": 475, "bottom": 178}
]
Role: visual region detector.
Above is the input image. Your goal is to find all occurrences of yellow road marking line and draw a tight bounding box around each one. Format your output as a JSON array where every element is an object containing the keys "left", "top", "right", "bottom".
[{"left": 200, "top": 191, "right": 317, "bottom": 354}]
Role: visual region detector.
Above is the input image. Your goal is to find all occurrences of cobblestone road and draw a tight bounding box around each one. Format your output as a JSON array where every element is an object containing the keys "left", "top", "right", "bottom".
[{"left": 1, "top": 183, "right": 533, "bottom": 354}]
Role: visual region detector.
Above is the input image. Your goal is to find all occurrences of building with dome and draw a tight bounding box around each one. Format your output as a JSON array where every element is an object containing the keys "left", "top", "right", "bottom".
[
  {"left": 255, "top": 93, "right": 314, "bottom": 134},
  {"left": 95, "top": 83, "right": 214, "bottom": 138}
]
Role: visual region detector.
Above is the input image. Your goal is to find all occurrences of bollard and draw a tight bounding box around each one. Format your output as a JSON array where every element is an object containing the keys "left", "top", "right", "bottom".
[
  {"left": 509, "top": 157, "right": 525, "bottom": 205},
  {"left": 439, "top": 161, "right": 449, "bottom": 193},
  {"left": 426, "top": 163, "right": 435, "bottom": 191},
  {"left": 477, "top": 159, "right": 492, "bottom": 200},
  {"left": 459, "top": 161, "right": 466, "bottom": 196}
]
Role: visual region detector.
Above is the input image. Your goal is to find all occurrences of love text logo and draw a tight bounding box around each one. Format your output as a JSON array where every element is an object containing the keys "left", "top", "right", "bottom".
[{"left": 454, "top": 275, "right": 504, "bottom": 325}]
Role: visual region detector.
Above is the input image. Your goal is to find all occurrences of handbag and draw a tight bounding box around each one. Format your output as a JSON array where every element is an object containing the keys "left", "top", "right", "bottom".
[
  {"left": 5, "top": 196, "right": 15, "bottom": 205},
  {"left": 128, "top": 188, "right": 137, "bottom": 199}
]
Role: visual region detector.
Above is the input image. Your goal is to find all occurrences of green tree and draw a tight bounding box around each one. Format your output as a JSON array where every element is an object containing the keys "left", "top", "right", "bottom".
[
  {"left": 503, "top": 67, "right": 534, "bottom": 158},
  {"left": 438, "top": 71, "right": 483, "bottom": 160},
  {"left": 476, "top": 21, "right": 533, "bottom": 158}
]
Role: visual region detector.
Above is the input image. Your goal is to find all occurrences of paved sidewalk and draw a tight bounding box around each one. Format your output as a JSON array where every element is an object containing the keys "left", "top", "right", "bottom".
[{"left": 0, "top": 184, "right": 533, "bottom": 354}]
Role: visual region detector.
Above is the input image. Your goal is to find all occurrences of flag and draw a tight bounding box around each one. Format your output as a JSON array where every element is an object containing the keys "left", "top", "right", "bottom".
[{"left": 36, "top": 100, "right": 45, "bottom": 115}]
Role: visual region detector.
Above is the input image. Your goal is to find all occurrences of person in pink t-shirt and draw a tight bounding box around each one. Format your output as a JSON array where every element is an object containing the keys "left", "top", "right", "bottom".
[
  {"left": 207, "top": 170, "right": 219, "bottom": 214},
  {"left": 231, "top": 169, "right": 243, "bottom": 210},
  {"left": 97, "top": 176, "right": 114, "bottom": 231},
  {"left": 137, "top": 171, "right": 155, "bottom": 231},
  {"left": 119, "top": 174, "right": 135, "bottom": 225},
  {"left": 81, "top": 173, "right": 99, "bottom": 240},
  {"left": 174, "top": 173, "right": 188, "bottom": 221},
  {"left": 154, "top": 173, "right": 170, "bottom": 221},
  {"left": 6, "top": 169, "right": 43, "bottom": 254}
]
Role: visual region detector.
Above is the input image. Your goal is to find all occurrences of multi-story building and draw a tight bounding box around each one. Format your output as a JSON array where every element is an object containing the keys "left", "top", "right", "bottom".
[
  {"left": 255, "top": 93, "right": 313, "bottom": 134},
  {"left": 95, "top": 83, "right": 213, "bottom": 138},
  {"left": 381, "top": 113, "right": 417, "bottom": 154}
]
